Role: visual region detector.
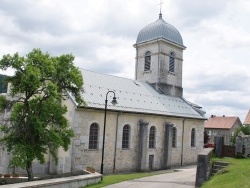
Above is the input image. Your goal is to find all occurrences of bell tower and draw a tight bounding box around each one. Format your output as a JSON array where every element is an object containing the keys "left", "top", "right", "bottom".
[{"left": 134, "top": 14, "right": 186, "bottom": 97}]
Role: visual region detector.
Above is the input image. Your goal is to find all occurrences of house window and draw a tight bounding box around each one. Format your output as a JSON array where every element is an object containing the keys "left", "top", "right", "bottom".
[
  {"left": 191, "top": 128, "right": 196, "bottom": 147},
  {"left": 172, "top": 127, "right": 177, "bottom": 148},
  {"left": 169, "top": 51, "right": 175, "bottom": 72},
  {"left": 88, "top": 123, "right": 99, "bottom": 149},
  {"left": 144, "top": 51, "right": 151, "bottom": 71},
  {"left": 122, "top": 124, "right": 130, "bottom": 149},
  {"left": 149, "top": 126, "right": 156, "bottom": 148}
]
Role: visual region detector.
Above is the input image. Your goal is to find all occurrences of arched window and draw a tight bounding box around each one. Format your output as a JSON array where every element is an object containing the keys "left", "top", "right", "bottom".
[
  {"left": 144, "top": 51, "right": 151, "bottom": 71},
  {"left": 172, "top": 127, "right": 177, "bottom": 148},
  {"left": 169, "top": 51, "right": 175, "bottom": 72},
  {"left": 191, "top": 128, "right": 196, "bottom": 147},
  {"left": 89, "top": 123, "right": 99, "bottom": 149},
  {"left": 149, "top": 126, "right": 156, "bottom": 148},
  {"left": 122, "top": 124, "right": 130, "bottom": 149}
]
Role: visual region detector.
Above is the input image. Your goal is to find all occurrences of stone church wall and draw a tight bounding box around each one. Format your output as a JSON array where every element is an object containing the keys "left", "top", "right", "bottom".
[
  {"left": 170, "top": 118, "right": 204, "bottom": 166},
  {"left": 71, "top": 108, "right": 204, "bottom": 174},
  {"left": 136, "top": 41, "right": 183, "bottom": 87},
  {"left": 159, "top": 42, "right": 183, "bottom": 86},
  {"left": 0, "top": 98, "right": 204, "bottom": 175},
  {"left": 136, "top": 41, "right": 160, "bottom": 83},
  {"left": 135, "top": 40, "right": 184, "bottom": 97}
]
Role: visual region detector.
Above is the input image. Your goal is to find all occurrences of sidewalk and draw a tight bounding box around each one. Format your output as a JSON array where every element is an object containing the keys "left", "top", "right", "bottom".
[{"left": 104, "top": 165, "right": 197, "bottom": 188}]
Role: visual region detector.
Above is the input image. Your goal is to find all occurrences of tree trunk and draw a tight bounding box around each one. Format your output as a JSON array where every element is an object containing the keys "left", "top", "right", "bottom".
[{"left": 26, "top": 161, "right": 34, "bottom": 181}]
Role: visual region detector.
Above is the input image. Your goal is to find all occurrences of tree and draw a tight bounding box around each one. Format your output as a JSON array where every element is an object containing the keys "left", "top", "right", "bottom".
[
  {"left": 231, "top": 126, "right": 250, "bottom": 145},
  {"left": 0, "top": 49, "right": 84, "bottom": 181}
]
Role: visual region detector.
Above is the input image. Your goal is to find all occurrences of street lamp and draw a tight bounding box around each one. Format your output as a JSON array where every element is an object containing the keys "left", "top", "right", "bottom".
[{"left": 100, "top": 91, "right": 118, "bottom": 177}]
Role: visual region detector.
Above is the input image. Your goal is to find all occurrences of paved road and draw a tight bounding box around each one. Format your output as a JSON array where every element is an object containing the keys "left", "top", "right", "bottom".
[{"left": 105, "top": 165, "right": 197, "bottom": 188}]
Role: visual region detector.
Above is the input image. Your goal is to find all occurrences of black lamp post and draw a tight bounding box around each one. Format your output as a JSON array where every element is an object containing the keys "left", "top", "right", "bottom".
[{"left": 100, "top": 91, "right": 118, "bottom": 177}]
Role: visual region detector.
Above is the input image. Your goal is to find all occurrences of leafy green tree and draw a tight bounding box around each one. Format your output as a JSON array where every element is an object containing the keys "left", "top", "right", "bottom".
[
  {"left": 231, "top": 126, "right": 250, "bottom": 145},
  {"left": 0, "top": 49, "right": 84, "bottom": 181}
]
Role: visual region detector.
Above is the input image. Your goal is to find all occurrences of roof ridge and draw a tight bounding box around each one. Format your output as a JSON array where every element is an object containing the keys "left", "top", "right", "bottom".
[
  {"left": 212, "top": 116, "right": 238, "bottom": 118},
  {"left": 79, "top": 68, "right": 136, "bottom": 82}
]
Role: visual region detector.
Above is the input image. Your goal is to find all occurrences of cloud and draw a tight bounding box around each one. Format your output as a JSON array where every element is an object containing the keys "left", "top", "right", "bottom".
[{"left": 0, "top": 0, "right": 249, "bottom": 122}]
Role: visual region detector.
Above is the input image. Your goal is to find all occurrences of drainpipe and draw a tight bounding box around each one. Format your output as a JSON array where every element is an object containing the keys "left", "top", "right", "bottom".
[
  {"left": 113, "top": 112, "right": 121, "bottom": 173},
  {"left": 157, "top": 39, "right": 160, "bottom": 91},
  {"left": 181, "top": 118, "right": 186, "bottom": 166},
  {"left": 70, "top": 103, "right": 78, "bottom": 172},
  {"left": 135, "top": 46, "right": 138, "bottom": 80}
]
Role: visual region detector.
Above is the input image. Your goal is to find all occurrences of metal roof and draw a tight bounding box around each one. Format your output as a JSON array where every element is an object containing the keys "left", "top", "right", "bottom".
[
  {"left": 72, "top": 69, "right": 205, "bottom": 119},
  {"left": 136, "top": 16, "right": 184, "bottom": 47}
]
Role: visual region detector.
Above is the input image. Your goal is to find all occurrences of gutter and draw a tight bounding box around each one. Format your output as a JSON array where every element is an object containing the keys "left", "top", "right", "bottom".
[
  {"left": 135, "top": 47, "right": 138, "bottom": 80},
  {"left": 77, "top": 106, "right": 207, "bottom": 120},
  {"left": 157, "top": 39, "right": 160, "bottom": 91},
  {"left": 113, "top": 112, "right": 121, "bottom": 173},
  {"left": 181, "top": 118, "right": 186, "bottom": 166}
]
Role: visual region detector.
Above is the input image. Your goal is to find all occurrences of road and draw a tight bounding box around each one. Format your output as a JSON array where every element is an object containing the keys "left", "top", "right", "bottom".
[{"left": 105, "top": 165, "right": 197, "bottom": 188}]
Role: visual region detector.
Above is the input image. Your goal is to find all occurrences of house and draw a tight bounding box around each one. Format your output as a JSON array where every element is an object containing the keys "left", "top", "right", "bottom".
[
  {"left": 243, "top": 110, "right": 250, "bottom": 125},
  {"left": 204, "top": 115, "right": 242, "bottom": 145},
  {"left": 0, "top": 13, "right": 206, "bottom": 175}
]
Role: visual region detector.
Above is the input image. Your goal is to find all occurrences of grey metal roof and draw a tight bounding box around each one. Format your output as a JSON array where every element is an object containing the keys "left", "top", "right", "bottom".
[
  {"left": 136, "top": 16, "right": 184, "bottom": 47},
  {"left": 73, "top": 69, "right": 205, "bottom": 119}
]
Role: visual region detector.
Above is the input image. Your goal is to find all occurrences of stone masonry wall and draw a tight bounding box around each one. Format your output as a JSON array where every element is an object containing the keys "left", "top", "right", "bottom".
[
  {"left": 72, "top": 108, "right": 204, "bottom": 174},
  {"left": 135, "top": 40, "right": 183, "bottom": 88},
  {"left": 236, "top": 132, "right": 250, "bottom": 157}
]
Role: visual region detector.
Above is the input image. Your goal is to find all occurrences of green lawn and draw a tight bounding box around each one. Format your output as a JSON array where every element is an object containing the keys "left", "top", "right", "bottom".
[
  {"left": 86, "top": 170, "right": 171, "bottom": 188},
  {"left": 86, "top": 158, "right": 250, "bottom": 188},
  {"left": 202, "top": 158, "right": 250, "bottom": 188}
]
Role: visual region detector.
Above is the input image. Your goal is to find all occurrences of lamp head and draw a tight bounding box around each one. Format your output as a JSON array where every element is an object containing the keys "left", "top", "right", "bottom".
[{"left": 111, "top": 97, "right": 118, "bottom": 106}]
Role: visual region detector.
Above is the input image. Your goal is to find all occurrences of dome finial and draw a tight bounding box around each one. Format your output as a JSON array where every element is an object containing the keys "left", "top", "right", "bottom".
[{"left": 158, "top": 0, "right": 164, "bottom": 19}]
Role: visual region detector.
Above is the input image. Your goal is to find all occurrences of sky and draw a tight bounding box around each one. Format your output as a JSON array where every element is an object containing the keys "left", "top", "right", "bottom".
[{"left": 0, "top": 0, "right": 250, "bottom": 121}]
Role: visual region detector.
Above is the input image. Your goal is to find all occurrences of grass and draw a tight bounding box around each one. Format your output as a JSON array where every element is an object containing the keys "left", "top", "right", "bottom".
[
  {"left": 86, "top": 170, "right": 171, "bottom": 188},
  {"left": 86, "top": 158, "right": 250, "bottom": 188},
  {"left": 202, "top": 158, "right": 250, "bottom": 188}
]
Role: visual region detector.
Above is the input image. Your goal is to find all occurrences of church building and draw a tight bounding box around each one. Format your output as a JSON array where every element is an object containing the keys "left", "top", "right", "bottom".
[
  {"left": 0, "top": 13, "right": 206, "bottom": 175},
  {"left": 62, "top": 13, "right": 206, "bottom": 174}
]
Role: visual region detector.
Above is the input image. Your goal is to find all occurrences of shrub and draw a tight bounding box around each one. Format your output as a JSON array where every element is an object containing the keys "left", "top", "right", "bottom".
[
  {"left": 3, "top": 174, "right": 10, "bottom": 178},
  {"left": 12, "top": 173, "right": 19, "bottom": 178},
  {"left": 231, "top": 126, "right": 250, "bottom": 144},
  {"left": 86, "top": 167, "right": 96, "bottom": 173}
]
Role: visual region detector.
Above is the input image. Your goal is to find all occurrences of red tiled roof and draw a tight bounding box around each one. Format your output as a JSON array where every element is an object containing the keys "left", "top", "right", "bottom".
[
  {"left": 244, "top": 110, "right": 250, "bottom": 125},
  {"left": 204, "top": 116, "right": 240, "bottom": 129}
]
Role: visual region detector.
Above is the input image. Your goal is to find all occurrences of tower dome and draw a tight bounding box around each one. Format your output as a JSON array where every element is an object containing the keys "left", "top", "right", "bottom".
[{"left": 136, "top": 14, "right": 184, "bottom": 47}]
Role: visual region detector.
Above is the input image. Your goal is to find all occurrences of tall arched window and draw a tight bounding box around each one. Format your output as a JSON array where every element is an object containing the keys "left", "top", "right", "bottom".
[
  {"left": 191, "top": 128, "right": 196, "bottom": 147},
  {"left": 149, "top": 126, "right": 156, "bottom": 148},
  {"left": 144, "top": 51, "right": 151, "bottom": 71},
  {"left": 89, "top": 123, "right": 99, "bottom": 149},
  {"left": 172, "top": 127, "right": 177, "bottom": 148},
  {"left": 169, "top": 51, "right": 175, "bottom": 72},
  {"left": 122, "top": 124, "right": 130, "bottom": 149}
]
